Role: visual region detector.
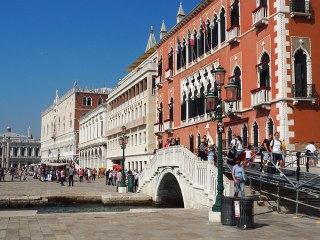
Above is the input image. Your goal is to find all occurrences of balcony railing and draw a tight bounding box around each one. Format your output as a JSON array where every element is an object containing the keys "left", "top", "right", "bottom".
[
  {"left": 163, "top": 119, "right": 174, "bottom": 132},
  {"left": 227, "top": 25, "right": 240, "bottom": 43},
  {"left": 290, "top": 0, "right": 311, "bottom": 18},
  {"left": 225, "top": 98, "right": 242, "bottom": 116},
  {"left": 252, "top": 5, "right": 268, "bottom": 27},
  {"left": 154, "top": 123, "right": 164, "bottom": 135},
  {"left": 165, "top": 68, "right": 173, "bottom": 81},
  {"left": 155, "top": 75, "right": 162, "bottom": 87},
  {"left": 292, "top": 84, "right": 315, "bottom": 104},
  {"left": 251, "top": 86, "right": 271, "bottom": 109}
]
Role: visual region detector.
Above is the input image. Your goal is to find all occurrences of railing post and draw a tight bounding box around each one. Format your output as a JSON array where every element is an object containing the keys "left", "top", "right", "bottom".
[{"left": 296, "top": 152, "right": 301, "bottom": 181}]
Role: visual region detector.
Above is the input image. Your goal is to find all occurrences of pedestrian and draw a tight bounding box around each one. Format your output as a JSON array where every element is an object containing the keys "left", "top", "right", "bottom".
[
  {"left": 79, "top": 168, "right": 84, "bottom": 182},
  {"left": 92, "top": 168, "right": 96, "bottom": 181},
  {"left": 230, "top": 134, "right": 237, "bottom": 149},
  {"left": 244, "top": 145, "right": 253, "bottom": 167},
  {"left": 116, "top": 170, "right": 122, "bottom": 189},
  {"left": 105, "top": 169, "right": 109, "bottom": 185},
  {"left": 207, "top": 144, "right": 215, "bottom": 164},
  {"left": 270, "top": 132, "right": 284, "bottom": 176},
  {"left": 69, "top": 166, "right": 75, "bottom": 187},
  {"left": 87, "top": 168, "right": 92, "bottom": 182},
  {"left": 306, "top": 141, "right": 317, "bottom": 172},
  {"left": 112, "top": 170, "right": 117, "bottom": 185},
  {"left": 60, "top": 168, "right": 65, "bottom": 186},
  {"left": 198, "top": 136, "right": 208, "bottom": 160},
  {"left": 261, "top": 134, "right": 273, "bottom": 173},
  {"left": 108, "top": 170, "right": 114, "bottom": 186},
  {"left": 10, "top": 167, "right": 15, "bottom": 182},
  {"left": 0, "top": 168, "right": 5, "bottom": 182},
  {"left": 232, "top": 160, "right": 245, "bottom": 198},
  {"left": 134, "top": 170, "right": 139, "bottom": 192},
  {"left": 236, "top": 136, "right": 243, "bottom": 157}
]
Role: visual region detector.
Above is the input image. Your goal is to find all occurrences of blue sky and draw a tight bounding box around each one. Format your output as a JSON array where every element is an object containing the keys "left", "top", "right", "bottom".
[{"left": 0, "top": 0, "right": 196, "bottom": 139}]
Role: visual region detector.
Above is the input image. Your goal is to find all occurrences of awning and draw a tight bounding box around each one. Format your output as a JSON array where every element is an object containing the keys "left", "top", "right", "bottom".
[{"left": 46, "top": 163, "right": 69, "bottom": 167}]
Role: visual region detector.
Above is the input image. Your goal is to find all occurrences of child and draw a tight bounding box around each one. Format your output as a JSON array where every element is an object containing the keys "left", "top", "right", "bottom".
[{"left": 244, "top": 145, "right": 253, "bottom": 167}]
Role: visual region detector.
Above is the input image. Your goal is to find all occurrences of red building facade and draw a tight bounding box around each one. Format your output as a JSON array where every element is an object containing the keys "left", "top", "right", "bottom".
[{"left": 154, "top": 0, "right": 319, "bottom": 152}]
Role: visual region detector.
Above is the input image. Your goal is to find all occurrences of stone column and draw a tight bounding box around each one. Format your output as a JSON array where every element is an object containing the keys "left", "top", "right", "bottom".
[
  {"left": 6, "top": 140, "right": 10, "bottom": 169},
  {"left": 1, "top": 145, "right": 5, "bottom": 168}
]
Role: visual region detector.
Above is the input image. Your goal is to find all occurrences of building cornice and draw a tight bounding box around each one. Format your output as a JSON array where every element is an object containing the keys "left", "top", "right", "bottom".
[{"left": 156, "top": 0, "right": 213, "bottom": 48}]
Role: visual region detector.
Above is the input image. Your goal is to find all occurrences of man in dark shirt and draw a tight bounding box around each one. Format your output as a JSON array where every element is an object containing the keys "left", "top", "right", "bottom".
[{"left": 260, "top": 134, "right": 273, "bottom": 173}]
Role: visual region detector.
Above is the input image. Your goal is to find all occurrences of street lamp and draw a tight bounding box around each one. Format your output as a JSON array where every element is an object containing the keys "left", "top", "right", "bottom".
[
  {"left": 206, "top": 65, "right": 238, "bottom": 214},
  {"left": 118, "top": 125, "right": 129, "bottom": 191}
]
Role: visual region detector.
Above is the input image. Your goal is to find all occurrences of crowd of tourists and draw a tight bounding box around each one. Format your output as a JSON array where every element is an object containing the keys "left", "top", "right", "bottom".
[{"left": 0, "top": 166, "right": 29, "bottom": 182}]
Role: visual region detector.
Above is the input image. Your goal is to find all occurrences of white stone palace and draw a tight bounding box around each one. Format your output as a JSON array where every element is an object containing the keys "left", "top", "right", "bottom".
[
  {"left": 78, "top": 103, "right": 108, "bottom": 169},
  {"left": 0, "top": 126, "right": 40, "bottom": 168},
  {"left": 41, "top": 83, "right": 111, "bottom": 164}
]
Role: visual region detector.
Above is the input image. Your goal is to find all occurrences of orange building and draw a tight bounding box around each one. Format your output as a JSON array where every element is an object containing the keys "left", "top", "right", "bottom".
[{"left": 154, "top": 0, "right": 319, "bottom": 152}]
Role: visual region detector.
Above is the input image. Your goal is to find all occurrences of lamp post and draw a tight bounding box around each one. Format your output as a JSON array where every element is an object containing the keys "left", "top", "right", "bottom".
[
  {"left": 206, "top": 65, "right": 238, "bottom": 216},
  {"left": 118, "top": 126, "right": 129, "bottom": 192}
]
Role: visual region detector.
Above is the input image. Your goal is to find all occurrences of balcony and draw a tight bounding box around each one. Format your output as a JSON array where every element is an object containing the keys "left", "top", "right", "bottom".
[
  {"left": 154, "top": 122, "right": 164, "bottom": 135},
  {"left": 292, "top": 84, "right": 315, "bottom": 105},
  {"left": 155, "top": 75, "right": 162, "bottom": 87},
  {"left": 163, "top": 119, "right": 174, "bottom": 132},
  {"left": 165, "top": 68, "right": 173, "bottom": 81},
  {"left": 290, "top": 0, "right": 311, "bottom": 18},
  {"left": 252, "top": 5, "right": 268, "bottom": 28},
  {"left": 227, "top": 25, "right": 240, "bottom": 44},
  {"left": 250, "top": 87, "right": 271, "bottom": 110},
  {"left": 225, "top": 98, "right": 242, "bottom": 117}
]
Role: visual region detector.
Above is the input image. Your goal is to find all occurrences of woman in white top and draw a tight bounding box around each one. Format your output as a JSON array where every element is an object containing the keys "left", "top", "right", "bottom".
[
  {"left": 236, "top": 136, "right": 243, "bottom": 156},
  {"left": 306, "top": 141, "right": 317, "bottom": 171}
]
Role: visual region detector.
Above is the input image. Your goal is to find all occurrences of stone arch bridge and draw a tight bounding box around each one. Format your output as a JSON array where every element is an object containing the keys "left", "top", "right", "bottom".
[{"left": 138, "top": 146, "right": 233, "bottom": 208}]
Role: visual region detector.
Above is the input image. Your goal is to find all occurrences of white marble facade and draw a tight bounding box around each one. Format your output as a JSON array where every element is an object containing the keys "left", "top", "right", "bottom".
[{"left": 79, "top": 103, "right": 108, "bottom": 169}]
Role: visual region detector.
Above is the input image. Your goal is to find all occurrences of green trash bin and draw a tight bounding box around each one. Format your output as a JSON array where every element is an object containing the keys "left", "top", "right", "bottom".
[{"left": 127, "top": 174, "right": 134, "bottom": 193}]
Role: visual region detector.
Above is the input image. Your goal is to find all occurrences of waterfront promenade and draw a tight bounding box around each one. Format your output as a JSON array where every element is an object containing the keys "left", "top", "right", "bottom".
[{"left": 0, "top": 177, "right": 319, "bottom": 239}]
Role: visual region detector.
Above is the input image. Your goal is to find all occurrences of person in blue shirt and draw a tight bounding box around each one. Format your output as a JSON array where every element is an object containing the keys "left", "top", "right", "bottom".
[{"left": 232, "top": 160, "right": 245, "bottom": 198}]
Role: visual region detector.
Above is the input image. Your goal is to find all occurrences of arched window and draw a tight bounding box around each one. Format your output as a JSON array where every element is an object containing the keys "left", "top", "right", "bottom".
[
  {"left": 158, "top": 57, "right": 163, "bottom": 76},
  {"left": 181, "top": 94, "right": 186, "bottom": 121},
  {"left": 227, "top": 127, "right": 233, "bottom": 147},
  {"left": 188, "top": 91, "right": 195, "bottom": 118},
  {"left": 98, "top": 97, "right": 103, "bottom": 105},
  {"left": 168, "top": 48, "right": 174, "bottom": 70},
  {"left": 82, "top": 97, "right": 87, "bottom": 106},
  {"left": 206, "top": 20, "right": 211, "bottom": 52},
  {"left": 233, "top": 67, "right": 242, "bottom": 99},
  {"left": 267, "top": 118, "right": 274, "bottom": 136},
  {"left": 294, "top": 49, "right": 308, "bottom": 97},
  {"left": 198, "top": 25, "right": 205, "bottom": 57},
  {"left": 169, "top": 98, "right": 174, "bottom": 120},
  {"left": 260, "top": 0, "right": 268, "bottom": 5},
  {"left": 188, "top": 32, "right": 193, "bottom": 64},
  {"left": 230, "top": 0, "right": 240, "bottom": 27},
  {"left": 242, "top": 124, "right": 248, "bottom": 147},
  {"left": 196, "top": 85, "right": 205, "bottom": 116},
  {"left": 189, "top": 134, "right": 194, "bottom": 153},
  {"left": 253, "top": 122, "right": 259, "bottom": 147},
  {"left": 158, "top": 103, "right": 163, "bottom": 124},
  {"left": 212, "top": 16, "right": 218, "bottom": 48},
  {"left": 220, "top": 8, "right": 226, "bottom": 43},
  {"left": 193, "top": 31, "right": 198, "bottom": 60},
  {"left": 177, "top": 40, "right": 182, "bottom": 70},
  {"left": 259, "top": 53, "right": 270, "bottom": 87},
  {"left": 87, "top": 97, "right": 92, "bottom": 106},
  {"left": 181, "top": 39, "right": 187, "bottom": 68}
]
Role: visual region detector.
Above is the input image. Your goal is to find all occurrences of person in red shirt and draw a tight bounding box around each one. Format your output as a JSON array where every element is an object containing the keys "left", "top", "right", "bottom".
[{"left": 79, "top": 168, "right": 84, "bottom": 182}]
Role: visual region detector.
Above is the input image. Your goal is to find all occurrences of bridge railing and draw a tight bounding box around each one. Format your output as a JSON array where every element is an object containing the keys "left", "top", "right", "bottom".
[{"left": 139, "top": 145, "right": 232, "bottom": 199}]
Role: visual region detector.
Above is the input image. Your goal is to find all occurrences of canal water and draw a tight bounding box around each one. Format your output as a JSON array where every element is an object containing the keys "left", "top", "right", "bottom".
[{"left": 0, "top": 203, "right": 155, "bottom": 214}]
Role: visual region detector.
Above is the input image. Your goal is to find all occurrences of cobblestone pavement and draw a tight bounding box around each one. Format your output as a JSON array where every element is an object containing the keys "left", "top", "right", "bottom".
[
  {"left": 0, "top": 206, "right": 319, "bottom": 240},
  {"left": 1, "top": 175, "right": 320, "bottom": 239},
  {"left": 0, "top": 176, "right": 116, "bottom": 197}
]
